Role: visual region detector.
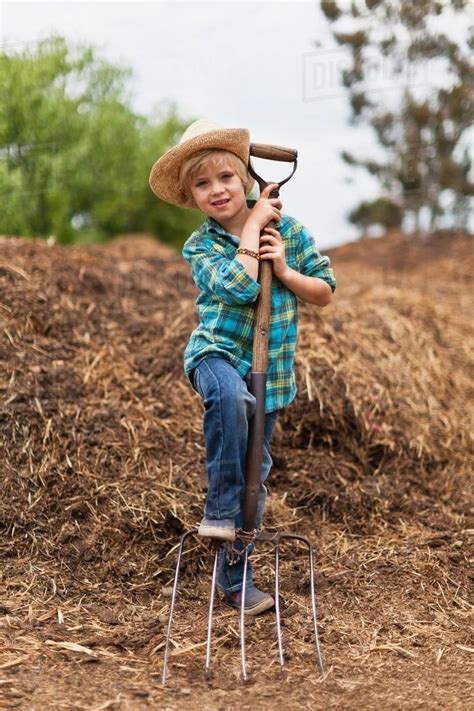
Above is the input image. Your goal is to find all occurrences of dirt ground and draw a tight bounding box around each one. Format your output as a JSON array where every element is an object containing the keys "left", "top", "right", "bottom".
[{"left": 0, "top": 229, "right": 472, "bottom": 710}]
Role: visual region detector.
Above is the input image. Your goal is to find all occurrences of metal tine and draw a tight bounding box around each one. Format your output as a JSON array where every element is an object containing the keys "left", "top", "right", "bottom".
[
  {"left": 274, "top": 543, "right": 285, "bottom": 669},
  {"left": 240, "top": 549, "right": 250, "bottom": 681},
  {"left": 280, "top": 533, "right": 324, "bottom": 674},
  {"left": 306, "top": 538, "right": 325, "bottom": 674},
  {"left": 204, "top": 545, "right": 219, "bottom": 675},
  {"left": 162, "top": 528, "right": 197, "bottom": 686}
]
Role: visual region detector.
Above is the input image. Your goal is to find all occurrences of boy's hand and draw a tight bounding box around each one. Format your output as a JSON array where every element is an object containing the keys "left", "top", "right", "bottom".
[
  {"left": 259, "top": 227, "right": 288, "bottom": 279},
  {"left": 247, "top": 183, "right": 282, "bottom": 231}
]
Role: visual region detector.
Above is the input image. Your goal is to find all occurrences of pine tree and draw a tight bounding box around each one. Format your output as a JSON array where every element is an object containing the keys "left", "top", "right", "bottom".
[{"left": 321, "top": 0, "right": 473, "bottom": 233}]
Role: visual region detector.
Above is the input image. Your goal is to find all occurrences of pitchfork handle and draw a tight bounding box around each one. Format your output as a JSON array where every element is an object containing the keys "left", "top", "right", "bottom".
[
  {"left": 242, "top": 188, "right": 279, "bottom": 533},
  {"left": 252, "top": 213, "right": 278, "bottom": 372},
  {"left": 242, "top": 145, "right": 297, "bottom": 533}
]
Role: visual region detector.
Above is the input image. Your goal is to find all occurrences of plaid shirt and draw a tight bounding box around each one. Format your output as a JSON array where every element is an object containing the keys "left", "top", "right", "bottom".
[{"left": 182, "top": 202, "right": 336, "bottom": 413}]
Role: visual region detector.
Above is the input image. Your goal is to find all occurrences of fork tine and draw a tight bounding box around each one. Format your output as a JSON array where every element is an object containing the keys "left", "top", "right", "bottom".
[
  {"left": 306, "top": 537, "right": 325, "bottom": 674},
  {"left": 279, "top": 533, "right": 324, "bottom": 674},
  {"left": 274, "top": 542, "right": 285, "bottom": 669},
  {"left": 240, "top": 549, "right": 249, "bottom": 681},
  {"left": 204, "top": 545, "right": 219, "bottom": 674},
  {"left": 162, "top": 529, "right": 197, "bottom": 686}
]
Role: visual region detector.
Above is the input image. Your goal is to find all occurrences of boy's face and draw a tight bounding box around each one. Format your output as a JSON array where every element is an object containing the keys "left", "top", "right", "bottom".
[{"left": 189, "top": 160, "right": 247, "bottom": 223}]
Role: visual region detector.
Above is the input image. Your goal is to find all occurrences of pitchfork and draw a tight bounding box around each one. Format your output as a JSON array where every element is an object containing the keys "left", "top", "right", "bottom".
[{"left": 161, "top": 143, "right": 324, "bottom": 683}]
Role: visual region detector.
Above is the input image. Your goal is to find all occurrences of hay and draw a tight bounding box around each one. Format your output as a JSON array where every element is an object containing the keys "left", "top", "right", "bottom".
[{"left": 0, "top": 229, "right": 472, "bottom": 709}]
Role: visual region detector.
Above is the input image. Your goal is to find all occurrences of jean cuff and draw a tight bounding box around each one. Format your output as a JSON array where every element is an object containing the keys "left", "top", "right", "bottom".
[
  {"left": 217, "top": 580, "right": 254, "bottom": 595},
  {"left": 204, "top": 506, "right": 240, "bottom": 520}
]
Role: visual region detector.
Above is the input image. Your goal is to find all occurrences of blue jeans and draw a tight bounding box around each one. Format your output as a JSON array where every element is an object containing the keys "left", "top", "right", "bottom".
[{"left": 192, "top": 357, "right": 279, "bottom": 593}]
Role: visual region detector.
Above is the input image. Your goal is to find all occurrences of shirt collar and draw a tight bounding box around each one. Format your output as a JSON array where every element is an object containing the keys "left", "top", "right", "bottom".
[{"left": 206, "top": 199, "right": 257, "bottom": 243}]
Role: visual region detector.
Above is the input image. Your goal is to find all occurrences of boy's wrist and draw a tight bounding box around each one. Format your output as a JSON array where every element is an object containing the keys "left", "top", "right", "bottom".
[
  {"left": 240, "top": 219, "right": 261, "bottom": 250},
  {"left": 244, "top": 215, "right": 261, "bottom": 233},
  {"left": 276, "top": 265, "right": 293, "bottom": 283}
]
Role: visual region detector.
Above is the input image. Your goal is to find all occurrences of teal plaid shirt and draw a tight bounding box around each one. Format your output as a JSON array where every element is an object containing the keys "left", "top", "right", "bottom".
[{"left": 182, "top": 202, "right": 336, "bottom": 413}]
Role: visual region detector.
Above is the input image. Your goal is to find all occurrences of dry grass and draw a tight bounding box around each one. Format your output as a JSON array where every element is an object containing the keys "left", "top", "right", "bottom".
[{"left": 0, "top": 229, "right": 472, "bottom": 710}]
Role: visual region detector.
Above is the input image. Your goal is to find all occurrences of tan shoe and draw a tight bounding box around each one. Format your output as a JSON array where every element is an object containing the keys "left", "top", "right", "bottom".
[{"left": 197, "top": 517, "right": 235, "bottom": 542}]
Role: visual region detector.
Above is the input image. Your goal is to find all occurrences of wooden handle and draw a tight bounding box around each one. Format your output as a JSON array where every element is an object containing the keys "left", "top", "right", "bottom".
[
  {"left": 242, "top": 217, "right": 275, "bottom": 531},
  {"left": 252, "top": 259, "right": 272, "bottom": 372},
  {"left": 250, "top": 142, "right": 297, "bottom": 162},
  {"left": 251, "top": 217, "right": 278, "bottom": 373}
]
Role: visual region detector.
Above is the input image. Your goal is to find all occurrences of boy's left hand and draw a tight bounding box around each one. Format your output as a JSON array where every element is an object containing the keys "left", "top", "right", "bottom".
[{"left": 259, "top": 227, "right": 288, "bottom": 279}]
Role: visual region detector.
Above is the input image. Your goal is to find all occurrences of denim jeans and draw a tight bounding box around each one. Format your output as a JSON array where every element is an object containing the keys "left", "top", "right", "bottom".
[{"left": 192, "top": 356, "right": 279, "bottom": 593}]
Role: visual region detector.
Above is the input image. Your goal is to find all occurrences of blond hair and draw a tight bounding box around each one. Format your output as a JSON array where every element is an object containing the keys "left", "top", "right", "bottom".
[{"left": 178, "top": 149, "right": 253, "bottom": 208}]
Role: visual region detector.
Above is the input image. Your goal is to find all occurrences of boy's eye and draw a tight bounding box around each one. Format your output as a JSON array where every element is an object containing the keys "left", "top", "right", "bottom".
[{"left": 222, "top": 173, "right": 233, "bottom": 179}]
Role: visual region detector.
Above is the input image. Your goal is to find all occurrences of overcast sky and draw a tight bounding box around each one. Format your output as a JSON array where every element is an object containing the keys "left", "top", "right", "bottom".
[{"left": 1, "top": 1, "right": 468, "bottom": 248}]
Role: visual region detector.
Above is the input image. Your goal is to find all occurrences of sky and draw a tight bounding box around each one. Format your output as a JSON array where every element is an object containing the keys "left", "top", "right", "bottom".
[{"left": 1, "top": 0, "right": 469, "bottom": 248}]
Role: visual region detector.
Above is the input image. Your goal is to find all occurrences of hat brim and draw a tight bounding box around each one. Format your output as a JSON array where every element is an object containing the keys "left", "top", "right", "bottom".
[{"left": 149, "top": 128, "right": 251, "bottom": 207}]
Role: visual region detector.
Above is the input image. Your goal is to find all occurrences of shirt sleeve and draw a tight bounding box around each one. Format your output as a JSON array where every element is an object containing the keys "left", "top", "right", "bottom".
[
  {"left": 296, "top": 225, "right": 337, "bottom": 292},
  {"left": 182, "top": 236, "right": 261, "bottom": 305}
]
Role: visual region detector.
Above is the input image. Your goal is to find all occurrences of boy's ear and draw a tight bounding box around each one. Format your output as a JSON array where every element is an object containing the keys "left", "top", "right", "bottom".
[
  {"left": 179, "top": 186, "right": 196, "bottom": 209},
  {"left": 183, "top": 191, "right": 197, "bottom": 209},
  {"left": 246, "top": 178, "right": 256, "bottom": 198}
]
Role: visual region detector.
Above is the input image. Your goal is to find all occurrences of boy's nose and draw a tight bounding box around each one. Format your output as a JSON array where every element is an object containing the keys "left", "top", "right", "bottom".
[{"left": 211, "top": 181, "right": 225, "bottom": 195}]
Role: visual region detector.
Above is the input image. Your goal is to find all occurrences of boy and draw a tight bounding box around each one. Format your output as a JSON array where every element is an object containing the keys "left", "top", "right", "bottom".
[{"left": 149, "top": 119, "right": 336, "bottom": 615}]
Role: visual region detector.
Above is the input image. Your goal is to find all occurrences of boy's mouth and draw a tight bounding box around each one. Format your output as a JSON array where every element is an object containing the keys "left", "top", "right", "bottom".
[{"left": 211, "top": 199, "right": 230, "bottom": 207}]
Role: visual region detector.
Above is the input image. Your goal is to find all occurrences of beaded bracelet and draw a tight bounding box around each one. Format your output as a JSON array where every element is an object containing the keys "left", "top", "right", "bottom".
[{"left": 236, "top": 247, "right": 260, "bottom": 261}]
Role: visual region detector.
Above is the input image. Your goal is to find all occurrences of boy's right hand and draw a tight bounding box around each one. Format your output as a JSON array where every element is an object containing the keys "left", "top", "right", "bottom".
[{"left": 247, "top": 183, "right": 282, "bottom": 232}]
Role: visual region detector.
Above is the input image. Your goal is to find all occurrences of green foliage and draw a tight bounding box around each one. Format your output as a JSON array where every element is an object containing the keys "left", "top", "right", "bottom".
[
  {"left": 321, "top": 0, "right": 474, "bottom": 233},
  {"left": 349, "top": 197, "right": 402, "bottom": 230},
  {"left": 127, "top": 112, "right": 202, "bottom": 247},
  {"left": 0, "top": 36, "right": 202, "bottom": 248}
]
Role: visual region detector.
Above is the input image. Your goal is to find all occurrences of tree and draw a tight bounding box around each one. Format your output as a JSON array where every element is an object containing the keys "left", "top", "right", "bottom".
[
  {"left": 348, "top": 196, "right": 402, "bottom": 231},
  {"left": 0, "top": 36, "right": 201, "bottom": 246},
  {"left": 320, "top": 0, "right": 473, "bottom": 233}
]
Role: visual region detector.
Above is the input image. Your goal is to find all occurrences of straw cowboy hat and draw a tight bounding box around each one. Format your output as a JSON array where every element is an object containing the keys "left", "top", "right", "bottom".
[{"left": 148, "top": 118, "right": 251, "bottom": 207}]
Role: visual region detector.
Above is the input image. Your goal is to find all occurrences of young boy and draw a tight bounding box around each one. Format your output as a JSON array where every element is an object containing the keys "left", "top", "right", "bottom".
[{"left": 149, "top": 119, "right": 336, "bottom": 616}]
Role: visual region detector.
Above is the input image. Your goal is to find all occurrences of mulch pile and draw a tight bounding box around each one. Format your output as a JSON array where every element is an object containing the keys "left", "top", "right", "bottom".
[{"left": 0, "top": 229, "right": 472, "bottom": 710}]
